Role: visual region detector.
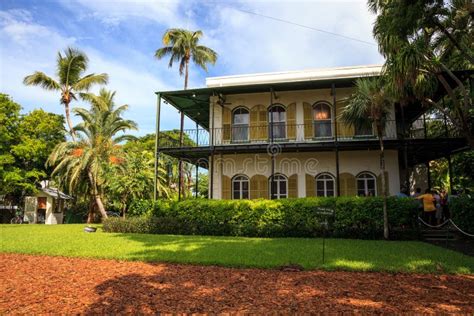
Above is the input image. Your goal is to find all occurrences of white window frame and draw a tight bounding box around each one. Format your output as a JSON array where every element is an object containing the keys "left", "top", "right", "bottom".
[
  {"left": 232, "top": 107, "right": 250, "bottom": 143},
  {"left": 356, "top": 172, "right": 377, "bottom": 196},
  {"left": 232, "top": 175, "right": 249, "bottom": 199},
  {"left": 269, "top": 174, "right": 288, "bottom": 199},
  {"left": 313, "top": 102, "right": 333, "bottom": 138},
  {"left": 268, "top": 104, "right": 287, "bottom": 140},
  {"left": 315, "top": 173, "right": 336, "bottom": 197}
]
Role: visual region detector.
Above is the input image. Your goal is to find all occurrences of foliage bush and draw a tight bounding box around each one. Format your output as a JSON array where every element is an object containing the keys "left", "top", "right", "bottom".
[
  {"left": 450, "top": 194, "right": 474, "bottom": 234},
  {"left": 103, "top": 197, "right": 420, "bottom": 239}
]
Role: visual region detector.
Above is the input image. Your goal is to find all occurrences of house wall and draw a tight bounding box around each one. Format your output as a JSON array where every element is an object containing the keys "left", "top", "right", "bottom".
[
  {"left": 23, "top": 193, "right": 64, "bottom": 224},
  {"left": 209, "top": 88, "right": 397, "bottom": 143},
  {"left": 210, "top": 149, "right": 400, "bottom": 199}
]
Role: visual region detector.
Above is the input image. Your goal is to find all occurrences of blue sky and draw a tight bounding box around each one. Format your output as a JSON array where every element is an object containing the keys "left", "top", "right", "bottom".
[{"left": 0, "top": 0, "right": 383, "bottom": 135}]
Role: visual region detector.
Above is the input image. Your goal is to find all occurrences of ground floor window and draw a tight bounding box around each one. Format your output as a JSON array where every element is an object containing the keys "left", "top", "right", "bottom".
[
  {"left": 232, "top": 175, "right": 249, "bottom": 199},
  {"left": 316, "top": 173, "right": 335, "bottom": 197},
  {"left": 269, "top": 174, "right": 288, "bottom": 199},
  {"left": 356, "top": 172, "right": 377, "bottom": 196}
]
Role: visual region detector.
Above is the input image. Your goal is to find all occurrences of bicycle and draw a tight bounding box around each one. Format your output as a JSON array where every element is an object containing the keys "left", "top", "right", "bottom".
[{"left": 10, "top": 211, "right": 24, "bottom": 224}]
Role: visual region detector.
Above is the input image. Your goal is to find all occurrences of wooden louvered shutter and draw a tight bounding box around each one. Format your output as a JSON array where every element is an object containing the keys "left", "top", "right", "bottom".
[
  {"left": 222, "top": 175, "right": 231, "bottom": 200},
  {"left": 305, "top": 174, "right": 315, "bottom": 197},
  {"left": 222, "top": 107, "right": 231, "bottom": 143},
  {"left": 287, "top": 103, "right": 297, "bottom": 140},
  {"left": 340, "top": 173, "right": 356, "bottom": 196},
  {"left": 377, "top": 172, "right": 390, "bottom": 196},
  {"left": 250, "top": 175, "right": 268, "bottom": 199},
  {"left": 288, "top": 174, "right": 298, "bottom": 198},
  {"left": 250, "top": 105, "right": 267, "bottom": 141},
  {"left": 303, "top": 102, "right": 313, "bottom": 140},
  {"left": 258, "top": 105, "right": 268, "bottom": 141},
  {"left": 336, "top": 100, "right": 353, "bottom": 140}
]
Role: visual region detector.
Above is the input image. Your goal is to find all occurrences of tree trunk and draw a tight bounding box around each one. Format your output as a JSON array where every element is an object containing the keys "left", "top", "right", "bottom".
[
  {"left": 378, "top": 123, "right": 389, "bottom": 240},
  {"left": 87, "top": 197, "right": 95, "bottom": 224},
  {"left": 88, "top": 171, "right": 108, "bottom": 220},
  {"left": 94, "top": 194, "right": 107, "bottom": 219},
  {"left": 178, "top": 59, "right": 189, "bottom": 199},
  {"left": 64, "top": 101, "right": 76, "bottom": 142}
]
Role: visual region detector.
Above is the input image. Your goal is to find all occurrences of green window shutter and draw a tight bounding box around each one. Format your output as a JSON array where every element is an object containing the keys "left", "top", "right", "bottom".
[
  {"left": 288, "top": 174, "right": 298, "bottom": 198},
  {"left": 287, "top": 103, "right": 297, "bottom": 140},
  {"left": 305, "top": 174, "right": 315, "bottom": 197}
]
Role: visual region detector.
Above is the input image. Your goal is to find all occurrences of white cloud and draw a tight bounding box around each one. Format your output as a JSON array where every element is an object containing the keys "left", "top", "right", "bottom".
[{"left": 0, "top": 8, "right": 183, "bottom": 134}]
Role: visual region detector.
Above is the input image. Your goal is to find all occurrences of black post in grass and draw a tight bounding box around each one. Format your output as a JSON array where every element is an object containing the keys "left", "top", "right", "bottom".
[{"left": 316, "top": 207, "right": 335, "bottom": 265}]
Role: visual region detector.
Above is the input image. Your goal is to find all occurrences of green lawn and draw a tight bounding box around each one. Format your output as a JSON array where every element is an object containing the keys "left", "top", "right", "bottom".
[{"left": 1, "top": 224, "right": 473, "bottom": 274}]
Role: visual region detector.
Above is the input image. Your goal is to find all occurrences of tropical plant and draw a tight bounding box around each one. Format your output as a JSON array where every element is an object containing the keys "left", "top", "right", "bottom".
[
  {"left": 155, "top": 28, "right": 217, "bottom": 197},
  {"left": 340, "top": 77, "right": 393, "bottom": 239},
  {"left": 106, "top": 148, "right": 170, "bottom": 217},
  {"left": 48, "top": 88, "right": 137, "bottom": 222},
  {"left": 368, "top": 0, "right": 474, "bottom": 148},
  {"left": 23, "top": 47, "right": 108, "bottom": 141}
]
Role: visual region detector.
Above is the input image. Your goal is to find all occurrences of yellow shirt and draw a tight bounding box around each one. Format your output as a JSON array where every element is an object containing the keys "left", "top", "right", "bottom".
[{"left": 417, "top": 194, "right": 436, "bottom": 212}]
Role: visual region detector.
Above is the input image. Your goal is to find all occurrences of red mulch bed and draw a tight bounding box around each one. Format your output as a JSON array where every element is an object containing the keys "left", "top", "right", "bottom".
[{"left": 1, "top": 253, "right": 473, "bottom": 314}]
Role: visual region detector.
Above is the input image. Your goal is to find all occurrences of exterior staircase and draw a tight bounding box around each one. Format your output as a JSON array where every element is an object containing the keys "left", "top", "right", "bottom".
[{"left": 421, "top": 226, "right": 459, "bottom": 241}]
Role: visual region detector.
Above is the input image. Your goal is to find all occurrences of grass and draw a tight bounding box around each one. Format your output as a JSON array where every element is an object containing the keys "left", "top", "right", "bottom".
[{"left": 1, "top": 224, "right": 473, "bottom": 274}]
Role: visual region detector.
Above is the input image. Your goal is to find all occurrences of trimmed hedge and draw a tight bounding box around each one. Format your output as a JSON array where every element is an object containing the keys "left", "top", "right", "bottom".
[
  {"left": 103, "top": 197, "right": 420, "bottom": 239},
  {"left": 450, "top": 194, "right": 474, "bottom": 235}
]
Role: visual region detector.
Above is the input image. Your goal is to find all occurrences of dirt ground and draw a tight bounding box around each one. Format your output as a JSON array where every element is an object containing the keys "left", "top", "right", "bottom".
[{"left": 1, "top": 253, "right": 473, "bottom": 314}]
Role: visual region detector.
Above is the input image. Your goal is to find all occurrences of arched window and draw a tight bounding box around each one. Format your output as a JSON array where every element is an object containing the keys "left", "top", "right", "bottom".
[
  {"left": 269, "top": 173, "right": 288, "bottom": 199},
  {"left": 356, "top": 172, "right": 377, "bottom": 196},
  {"left": 268, "top": 105, "right": 286, "bottom": 140},
  {"left": 313, "top": 102, "right": 332, "bottom": 138},
  {"left": 232, "top": 175, "right": 249, "bottom": 199},
  {"left": 232, "top": 107, "right": 249, "bottom": 142},
  {"left": 315, "top": 173, "right": 335, "bottom": 197}
]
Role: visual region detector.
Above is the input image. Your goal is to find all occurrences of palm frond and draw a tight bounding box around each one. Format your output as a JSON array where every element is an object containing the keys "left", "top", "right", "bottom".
[{"left": 23, "top": 72, "right": 61, "bottom": 91}]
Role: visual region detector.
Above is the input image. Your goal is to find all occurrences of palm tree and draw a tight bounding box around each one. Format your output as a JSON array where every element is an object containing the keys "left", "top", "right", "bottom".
[
  {"left": 48, "top": 88, "right": 137, "bottom": 222},
  {"left": 369, "top": 0, "right": 474, "bottom": 149},
  {"left": 340, "top": 77, "right": 393, "bottom": 239},
  {"left": 24, "top": 47, "right": 108, "bottom": 141},
  {"left": 155, "top": 28, "right": 217, "bottom": 197}
]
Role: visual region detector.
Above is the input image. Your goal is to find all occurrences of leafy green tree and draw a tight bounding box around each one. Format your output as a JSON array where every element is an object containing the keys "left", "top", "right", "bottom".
[
  {"left": 0, "top": 94, "right": 65, "bottom": 203},
  {"left": 369, "top": 0, "right": 474, "bottom": 148},
  {"left": 341, "top": 77, "right": 393, "bottom": 239},
  {"left": 24, "top": 47, "right": 108, "bottom": 141},
  {"left": 155, "top": 28, "right": 217, "bottom": 197},
  {"left": 106, "top": 148, "right": 169, "bottom": 217},
  {"left": 48, "top": 89, "right": 136, "bottom": 221}
]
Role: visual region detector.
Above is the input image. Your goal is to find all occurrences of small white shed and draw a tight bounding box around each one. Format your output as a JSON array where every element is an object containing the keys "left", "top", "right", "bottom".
[{"left": 24, "top": 188, "right": 73, "bottom": 224}]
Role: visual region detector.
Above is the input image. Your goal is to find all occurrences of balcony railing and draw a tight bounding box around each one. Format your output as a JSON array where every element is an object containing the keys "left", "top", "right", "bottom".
[{"left": 158, "top": 118, "right": 459, "bottom": 149}]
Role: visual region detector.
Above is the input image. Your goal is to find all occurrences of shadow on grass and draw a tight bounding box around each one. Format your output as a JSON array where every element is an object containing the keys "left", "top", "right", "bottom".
[{"left": 107, "top": 232, "right": 474, "bottom": 274}]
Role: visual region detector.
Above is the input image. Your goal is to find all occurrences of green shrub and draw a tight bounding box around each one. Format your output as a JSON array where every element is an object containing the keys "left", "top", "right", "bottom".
[
  {"left": 450, "top": 194, "right": 474, "bottom": 234},
  {"left": 103, "top": 196, "right": 420, "bottom": 239}
]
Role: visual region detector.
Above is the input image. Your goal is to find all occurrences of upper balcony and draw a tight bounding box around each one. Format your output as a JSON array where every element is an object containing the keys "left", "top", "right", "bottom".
[{"left": 158, "top": 117, "right": 459, "bottom": 149}]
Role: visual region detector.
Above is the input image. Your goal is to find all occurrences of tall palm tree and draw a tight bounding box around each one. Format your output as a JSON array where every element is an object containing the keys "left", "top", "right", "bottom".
[
  {"left": 341, "top": 77, "right": 393, "bottom": 239},
  {"left": 24, "top": 47, "right": 108, "bottom": 141},
  {"left": 155, "top": 28, "right": 217, "bottom": 198},
  {"left": 48, "top": 88, "right": 137, "bottom": 222}
]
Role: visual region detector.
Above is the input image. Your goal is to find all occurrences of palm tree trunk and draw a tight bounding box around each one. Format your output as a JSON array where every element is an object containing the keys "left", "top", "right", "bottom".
[
  {"left": 378, "top": 124, "right": 389, "bottom": 240},
  {"left": 64, "top": 101, "right": 76, "bottom": 142},
  {"left": 178, "top": 59, "right": 189, "bottom": 199},
  {"left": 88, "top": 171, "right": 108, "bottom": 219}
]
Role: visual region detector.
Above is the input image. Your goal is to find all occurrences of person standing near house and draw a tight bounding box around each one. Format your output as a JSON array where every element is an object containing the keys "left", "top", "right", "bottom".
[
  {"left": 416, "top": 189, "right": 436, "bottom": 225},
  {"left": 433, "top": 189, "right": 443, "bottom": 224},
  {"left": 412, "top": 187, "right": 423, "bottom": 216},
  {"left": 440, "top": 189, "right": 449, "bottom": 220}
]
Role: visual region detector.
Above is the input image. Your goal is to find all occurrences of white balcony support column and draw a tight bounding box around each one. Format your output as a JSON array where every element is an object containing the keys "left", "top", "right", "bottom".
[
  {"left": 296, "top": 101, "right": 305, "bottom": 141},
  {"left": 298, "top": 168, "right": 306, "bottom": 197}
]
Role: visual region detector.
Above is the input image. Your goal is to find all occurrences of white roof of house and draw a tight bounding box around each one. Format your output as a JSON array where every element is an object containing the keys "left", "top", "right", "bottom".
[
  {"left": 41, "top": 188, "right": 73, "bottom": 200},
  {"left": 206, "top": 64, "right": 383, "bottom": 88}
]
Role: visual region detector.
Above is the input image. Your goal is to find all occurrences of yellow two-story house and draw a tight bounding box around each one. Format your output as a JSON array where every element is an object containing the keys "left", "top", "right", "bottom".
[{"left": 154, "top": 65, "right": 466, "bottom": 200}]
